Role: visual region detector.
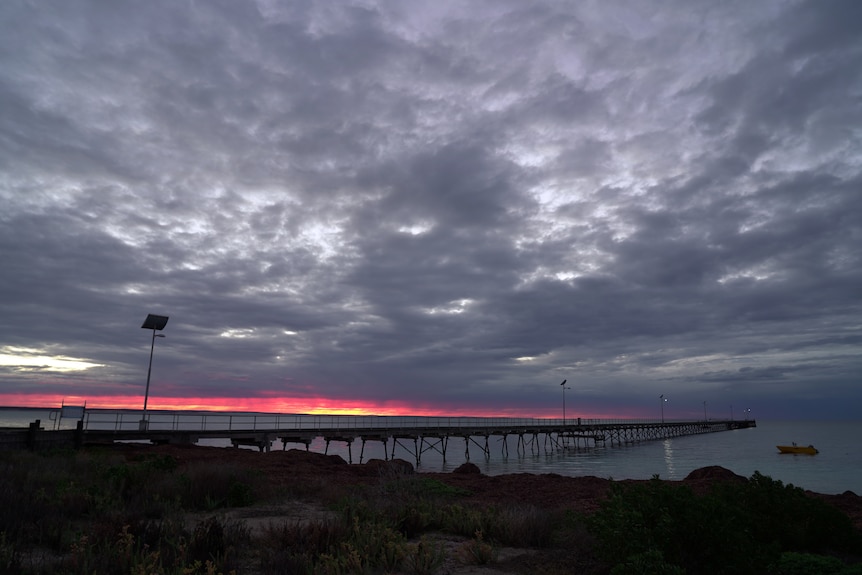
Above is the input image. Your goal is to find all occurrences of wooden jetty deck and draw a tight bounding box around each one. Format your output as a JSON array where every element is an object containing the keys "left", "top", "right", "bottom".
[{"left": 1, "top": 411, "right": 756, "bottom": 464}]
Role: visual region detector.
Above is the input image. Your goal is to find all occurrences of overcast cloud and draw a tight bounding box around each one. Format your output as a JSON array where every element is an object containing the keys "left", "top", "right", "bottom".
[{"left": 1, "top": 0, "right": 860, "bottom": 419}]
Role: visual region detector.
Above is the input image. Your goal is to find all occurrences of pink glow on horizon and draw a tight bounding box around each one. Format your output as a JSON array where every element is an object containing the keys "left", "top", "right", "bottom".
[{"left": 0, "top": 393, "right": 635, "bottom": 419}]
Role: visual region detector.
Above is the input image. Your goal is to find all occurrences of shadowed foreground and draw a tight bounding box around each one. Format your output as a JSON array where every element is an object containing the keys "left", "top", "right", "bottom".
[{"left": 2, "top": 443, "right": 860, "bottom": 574}]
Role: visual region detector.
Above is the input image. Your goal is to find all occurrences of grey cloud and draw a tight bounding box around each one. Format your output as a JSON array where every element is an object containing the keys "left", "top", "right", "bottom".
[{"left": 1, "top": 0, "right": 860, "bottom": 419}]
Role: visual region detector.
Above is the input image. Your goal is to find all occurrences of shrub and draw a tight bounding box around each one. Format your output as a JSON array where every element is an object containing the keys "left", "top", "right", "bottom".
[
  {"left": 588, "top": 473, "right": 862, "bottom": 575},
  {"left": 0, "top": 450, "right": 261, "bottom": 574},
  {"left": 258, "top": 517, "right": 352, "bottom": 574},
  {"left": 342, "top": 515, "right": 406, "bottom": 571},
  {"left": 610, "top": 549, "right": 685, "bottom": 575},
  {"left": 175, "top": 461, "right": 260, "bottom": 510},
  {"left": 403, "top": 535, "right": 446, "bottom": 575},
  {"left": 769, "top": 551, "right": 845, "bottom": 575},
  {"left": 456, "top": 530, "right": 497, "bottom": 565},
  {"left": 484, "top": 503, "right": 555, "bottom": 548},
  {"left": 440, "top": 503, "right": 484, "bottom": 538},
  {"left": 0, "top": 531, "right": 20, "bottom": 573},
  {"left": 370, "top": 472, "right": 469, "bottom": 538},
  {"left": 740, "top": 472, "right": 860, "bottom": 554}
]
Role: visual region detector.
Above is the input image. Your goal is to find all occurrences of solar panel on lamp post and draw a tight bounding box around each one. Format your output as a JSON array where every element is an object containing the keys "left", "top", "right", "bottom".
[{"left": 140, "top": 314, "right": 169, "bottom": 431}]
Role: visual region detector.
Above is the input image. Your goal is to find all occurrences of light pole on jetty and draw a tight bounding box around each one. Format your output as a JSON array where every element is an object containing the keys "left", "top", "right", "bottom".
[
  {"left": 660, "top": 394, "right": 667, "bottom": 423},
  {"left": 141, "top": 313, "right": 169, "bottom": 431},
  {"left": 703, "top": 401, "right": 707, "bottom": 422},
  {"left": 560, "top": 379, "right": 569, "bottom": 425}
]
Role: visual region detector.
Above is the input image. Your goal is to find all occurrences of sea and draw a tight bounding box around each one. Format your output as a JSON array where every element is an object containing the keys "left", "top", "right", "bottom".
[{"left": 1, "top": 407, "right": 859, "bottom": 496}]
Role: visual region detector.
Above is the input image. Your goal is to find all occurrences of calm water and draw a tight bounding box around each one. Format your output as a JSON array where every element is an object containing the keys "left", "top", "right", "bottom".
[{"left": 2, "top": 408, "right": 859, "bottom": 495}]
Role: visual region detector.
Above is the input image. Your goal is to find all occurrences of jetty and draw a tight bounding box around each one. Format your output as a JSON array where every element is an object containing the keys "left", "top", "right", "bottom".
[{"left": 0, "top": 411, "right": 756, "bottom": 464}]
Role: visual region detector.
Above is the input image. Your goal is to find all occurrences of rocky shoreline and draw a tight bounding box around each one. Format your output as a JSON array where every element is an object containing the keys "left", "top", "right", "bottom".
[{"left": 113, "top": 442, "right": 862, "bottom": 531}]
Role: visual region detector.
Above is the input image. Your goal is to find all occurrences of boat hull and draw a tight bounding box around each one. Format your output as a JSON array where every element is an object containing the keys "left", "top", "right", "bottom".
[{"left": 777, "top": 445, "right": 818, "bottom": 455}]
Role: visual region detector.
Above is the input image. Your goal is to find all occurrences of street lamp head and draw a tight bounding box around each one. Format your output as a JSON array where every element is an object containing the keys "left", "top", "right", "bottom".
[{"left": 142, "top": 314, "right": 169, "bottom": 330}]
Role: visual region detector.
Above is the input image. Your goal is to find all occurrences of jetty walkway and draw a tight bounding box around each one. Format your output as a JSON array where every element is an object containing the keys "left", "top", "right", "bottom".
[{"left": 1, "top": 411, "right": 756, "bottom": 464}]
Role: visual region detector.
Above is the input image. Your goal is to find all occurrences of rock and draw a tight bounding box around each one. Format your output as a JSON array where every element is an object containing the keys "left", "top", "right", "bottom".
[
  {"left": 363, "top": 458, "right": 415, "bottom": 475},
  {"left": 281, "top": 448, "right": 348, "bottom": 466},
  {"left": 684, "top": 466, "right": 747, "bottom": 483},
  {"left": 453, "top": 462, "right": 481, "bottom": 474}
]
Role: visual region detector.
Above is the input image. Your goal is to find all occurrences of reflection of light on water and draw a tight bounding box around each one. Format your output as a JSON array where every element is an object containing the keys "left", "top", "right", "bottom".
[{"left": 663, "top": 439, "right": 675, "bottom": 478}]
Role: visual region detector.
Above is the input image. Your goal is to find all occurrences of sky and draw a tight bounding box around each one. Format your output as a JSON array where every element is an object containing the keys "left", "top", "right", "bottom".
[{"left": 1, "top": 1, "right": 860, "bottom": 420}]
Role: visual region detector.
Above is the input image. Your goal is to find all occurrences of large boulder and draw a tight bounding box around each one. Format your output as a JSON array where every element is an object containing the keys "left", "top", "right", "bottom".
[
  {"left": 453, "top": 462, "right": 482, "bottom": 475},
  {"left": 684, "top": 465, "right": 747, "bottom": 483},
  {"left": 362, "top": 458, "right": 415, "bottom": 476}
]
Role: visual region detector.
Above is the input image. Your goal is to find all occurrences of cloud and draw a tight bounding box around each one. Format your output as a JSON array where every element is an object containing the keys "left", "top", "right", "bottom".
[{"left": 0, "top": 0, "right": 860, "bottom": 419}]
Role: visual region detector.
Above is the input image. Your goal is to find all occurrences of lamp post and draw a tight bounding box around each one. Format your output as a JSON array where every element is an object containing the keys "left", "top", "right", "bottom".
[
  {"left": 744, "top": 408, "right": 751, "bottom": 421},
  {"left": 703, "top": 401, "right": 707, "bottom": 422},
  {"left": 140, "top": 314, "right": 169, "bottom": 431},
  {"left": 560, "top": 379, "right": 568, "bottom": 425},
  {"left": 660, "top": 394, "right": 667, "bottom": 423}
]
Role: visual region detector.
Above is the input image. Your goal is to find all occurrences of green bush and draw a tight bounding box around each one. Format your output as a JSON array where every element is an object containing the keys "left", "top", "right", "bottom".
[
  {"left": 440, "top": 503, "right": 484, "bottom": 538},
  {"left": 456, "top": 530, "right": 497, "bottom": 565},
  {"left": 740, "top": 472, "right": 860, "bottom": 553},
  {"left": 175, "top": 461, "right": 260, "bottom": 510},
  {"left": 588, "top": 473, "right": 862, "bottom": 575},
  {"left": 611, "top": 549, "right": 685, "bottom": 575},
  {"left": 770, "top": 551, "right": 845, "bottom": 575},
  {"left": 481, "top": 503, "right": 555, "bottom": 548},
  {"left": 259, "top": 517, "right": 350, "bottom": 574},
  {"left": 402, "top": 535, "right": 446, "bottom": 575},
  {"left": 0, "top": 449, "right": 262, "bottom": 574}
]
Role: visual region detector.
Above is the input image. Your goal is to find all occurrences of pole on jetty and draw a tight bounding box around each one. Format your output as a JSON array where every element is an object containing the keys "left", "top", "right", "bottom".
[
  {"left": 560, "top": 379, "right": 568, "bottom": 425},
  {"left": 660, "top": 394, "right": 667, "bottom": 423},
  {"left": 141, "top": 314, "right": 169, "bottom": 431}
]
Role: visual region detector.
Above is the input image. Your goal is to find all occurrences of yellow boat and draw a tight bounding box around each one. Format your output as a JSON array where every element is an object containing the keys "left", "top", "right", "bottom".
[{"left": 777, "top": 443, "right": 818, "bottom": 455}]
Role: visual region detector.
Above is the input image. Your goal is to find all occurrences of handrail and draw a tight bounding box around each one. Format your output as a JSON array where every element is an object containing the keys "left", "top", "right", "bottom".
[{"left": 79, "top": 410, "right": 749, "bottom": 433}]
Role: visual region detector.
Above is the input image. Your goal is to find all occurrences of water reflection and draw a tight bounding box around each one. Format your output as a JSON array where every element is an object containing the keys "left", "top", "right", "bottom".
[{"left": 663, "top": 438, "right": 676, "bottom": 479}]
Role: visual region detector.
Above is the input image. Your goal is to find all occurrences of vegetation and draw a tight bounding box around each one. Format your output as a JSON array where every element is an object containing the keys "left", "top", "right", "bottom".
[
  {"left": 588, "top": 472, "right": 862, "bottom": 575},
  {"left": 0, "top": 448, "right": 859, "bottom": 574},
  {"left": 0, "top": 448, "right": 255, "bottom": 574}
]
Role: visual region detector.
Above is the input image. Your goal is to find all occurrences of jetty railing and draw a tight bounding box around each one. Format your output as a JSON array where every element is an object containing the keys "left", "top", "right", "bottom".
[
  {"left": 1, "top": 410, "right": 757, "bottom": 464},
  {"left": 80, "top": 411, "right": 703, "bottom": 433}
]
